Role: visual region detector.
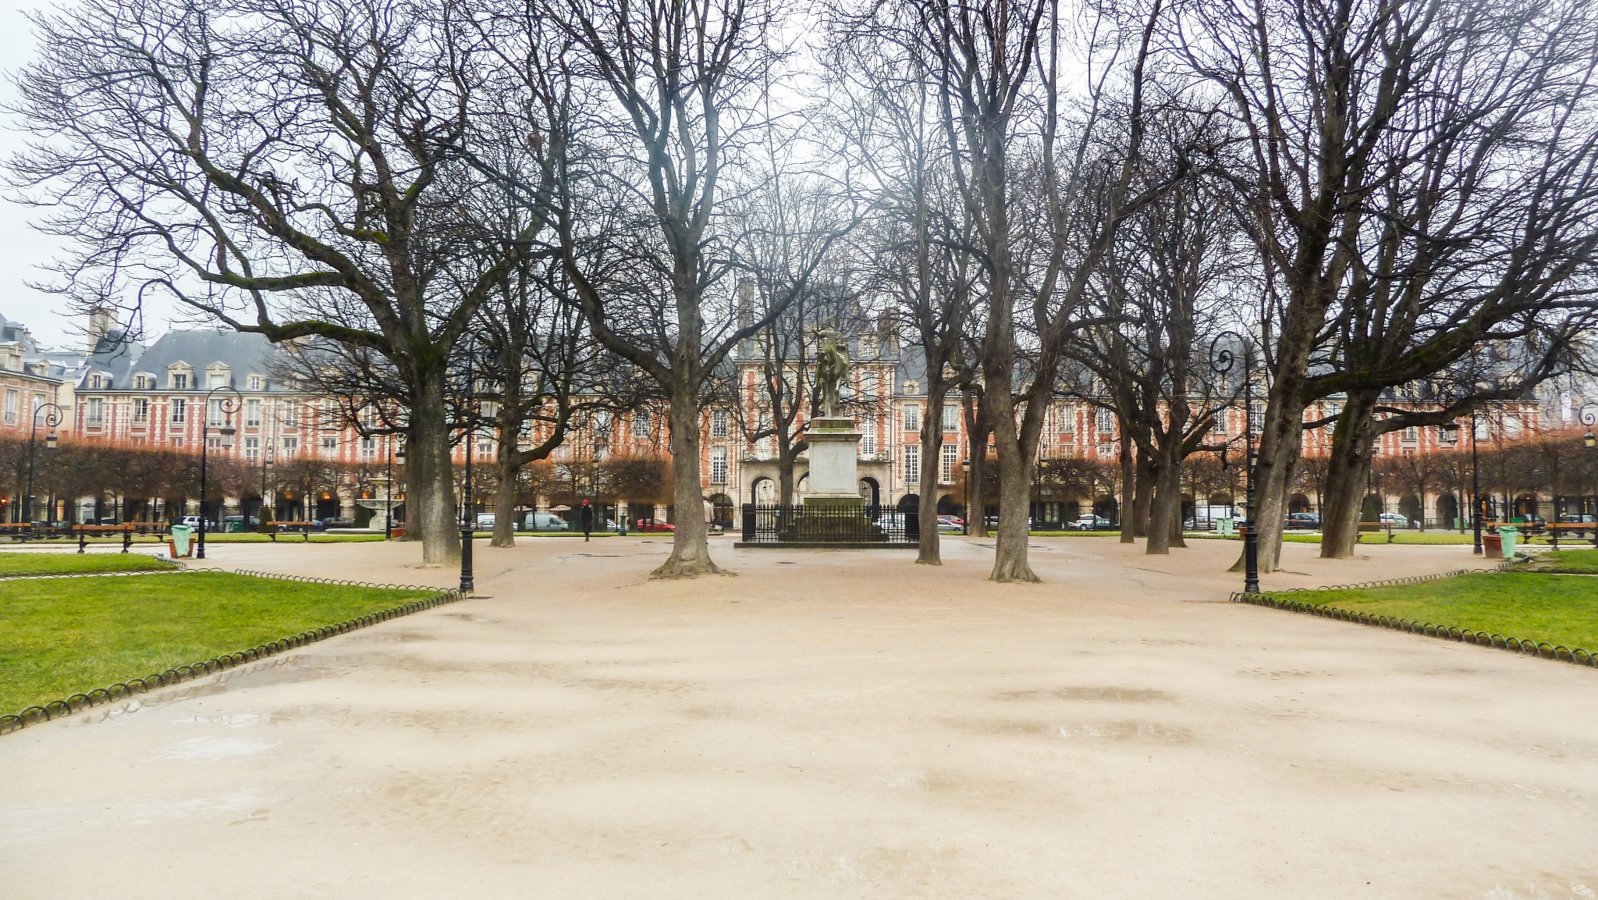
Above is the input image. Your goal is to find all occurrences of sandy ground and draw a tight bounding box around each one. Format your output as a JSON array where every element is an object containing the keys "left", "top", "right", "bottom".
[{"left": 1, "top": 535, "right": 1594, "bottom": 899}]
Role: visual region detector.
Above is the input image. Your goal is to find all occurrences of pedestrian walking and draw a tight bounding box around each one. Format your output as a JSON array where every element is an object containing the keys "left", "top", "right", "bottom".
[{"left": 579, "top": 498, "right": 594, "bottom": 542}]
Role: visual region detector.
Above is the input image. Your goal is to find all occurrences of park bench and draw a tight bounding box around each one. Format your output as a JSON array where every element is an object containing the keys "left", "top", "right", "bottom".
[
  {"left": 270, "top": 521, "right": 318, "bottom": 542},
  {"left": 0, "top": 523, "right": 36, "bottom": 542},
  {"left": 69, "top": 523, "right": 137, "bottom": 554}
]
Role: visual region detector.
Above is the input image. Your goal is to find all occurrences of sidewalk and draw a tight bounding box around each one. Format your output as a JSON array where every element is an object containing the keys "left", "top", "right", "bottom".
[{"left": 2, "top": 537, "right": 1593, "bottom": 898}]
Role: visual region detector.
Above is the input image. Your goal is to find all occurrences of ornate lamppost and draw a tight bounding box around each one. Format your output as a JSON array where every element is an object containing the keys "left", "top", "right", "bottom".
[
  {"left": 259, "top": 446, "right": 273, "bottom": 529},
  {"left": 459, "top": 348, "right": 475, "bottom": 594},
  {"left": 197, "top": 386, "right": 241, "bottom": 560},
  {"left": 1210, "top": 331, "right": 1258, "bottom": 594},
  {"left": 961, "top": 458, "right": 971, "bottom": 535},
  {"left": 25, "top": 402, "right": 64, "bottom": 524},
  {"left": 1581, "top": 403, "right": 1597, "bottom": 548}
]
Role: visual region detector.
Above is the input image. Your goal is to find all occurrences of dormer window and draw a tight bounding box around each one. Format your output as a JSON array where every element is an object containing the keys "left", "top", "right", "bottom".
[
  {"left": 88, "top": 373, "right": 106, "bottom": 389},
  {"left": 133, "top": 373, "right": 154, "bottom": 390},
  {"left": 206, "top": 364, "right": 230, "bottom": 389},
  {"left": 169, "top": 365, "right": 193, "bottom": 390},
  {"left": 247, "top": 374, "right": 263, "bottom": 391}
]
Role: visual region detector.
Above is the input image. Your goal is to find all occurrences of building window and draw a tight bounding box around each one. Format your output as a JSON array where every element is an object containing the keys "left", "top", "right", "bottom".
[
  {"left": 1504, "top": 415, "right": 1523, "bottom": 439},
  {"left": 1096, "top": 408, "right": 1116, "bottom": 434},
  {"left": 711, "top": 409, "right": 729, "bottom": 438},
  {"left": 88, "top": 374, "right": 104, "bottom": 389},
  {"left": 322, "top": 436, "right": 338, "bottom": 456},
  {"left": 282, "top": 404, "right": 299, "bottom": 429},
  {"left": 1058, "top": 403, "right": 1075, "bottom": 435},
  {"left": 633, "top": 409, "right": 651, "bottom": 439},
  {"left": 245, "top": 398, "right": 262, "bottom": 427},
  {"left": 208, "top": 370, "right": 228, "bottom": 388},
  {"left": 942, "top": 403, "right": 958, "bottom": 432},
  {"left": 359, "top": 436, "right": 376, "bottom": 460},
  {"left": 171, "top": 371, "right": 190, "bottom": 390},
  {"left": 281, "top": 437, "right": 298, "bottom": 457},
  {"left": 477, "top": 439, "right": 492, "bottom": 457},
  {"left": 903, "top": 445, "right": 920, "bottom": 484},
  {"left": 248, "top": 374, "right": 263, "bottom": 391},
  {"left": 244, "top": 437, "right": 260, "bottom": 460},
  {"left": 595, "top": 409, "right": 613, "bottom": 439},
  {"left": 132, "top": 398, "right": 149, "bottom": 424},
  {"left": 207, "top": 399, "right": 226, "bottom": 427},
  {"left": 1402, "top": 426, "right": 1418, "bottom": 443},
  {"left": 711, "top": 447, "right": 728, "bottom": 484},
  {"left": 133, "top": 374, "right": 153, "bottom": 389},
  {"left": 940, "top": 444, "right": 957, "bottom": 483},
  {"left": 85, "top": 397, "right": 103, "bottom": 426},
  {"left": 1248, "top": 402, "right": 1264, "bottom": 435},
  {"left": 903, "top": 404, "right": 920, "bottom": 433},
  {"left": 860, "top": 417, "right": 877, "bottom": 456},
  {"left": 170, "top": 398, "right": 187, "bottom": 424},
  {"left": 3, "top": 389, "right": 16, "bottom": 424}
]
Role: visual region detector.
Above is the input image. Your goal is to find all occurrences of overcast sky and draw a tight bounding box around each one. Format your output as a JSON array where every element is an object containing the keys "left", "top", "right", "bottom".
[{"left": 0, "top": 1, "right": 183, "bottom": 349}]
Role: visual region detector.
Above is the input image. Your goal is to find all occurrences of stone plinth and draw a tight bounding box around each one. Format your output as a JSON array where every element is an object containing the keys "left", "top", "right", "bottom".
[{"left": 805, "top": 416, "right": 861, "bottom": 499}]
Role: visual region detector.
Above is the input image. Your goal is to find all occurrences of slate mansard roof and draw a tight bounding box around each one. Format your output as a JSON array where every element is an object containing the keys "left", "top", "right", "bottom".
[{"left": 81, "top": 330, "right": 294, "bottom": 391}]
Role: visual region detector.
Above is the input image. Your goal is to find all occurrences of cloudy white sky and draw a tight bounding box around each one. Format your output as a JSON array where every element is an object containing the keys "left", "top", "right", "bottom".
[{"left": 0, "top": 1, "right": 183, "bottom": 349}]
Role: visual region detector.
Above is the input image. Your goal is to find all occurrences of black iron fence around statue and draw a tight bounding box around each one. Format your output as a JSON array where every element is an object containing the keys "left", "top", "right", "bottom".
[{"left": 740, "top": 503, "right": 917, "bottom": 546}]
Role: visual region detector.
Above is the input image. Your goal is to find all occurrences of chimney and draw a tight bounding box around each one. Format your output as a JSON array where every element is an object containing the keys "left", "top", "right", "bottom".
[
  {"left": 737, "top": 279, "right": 755, "bottom": 330},
  {"left": 87, "top": 305, "right": 113, "bottom": 354}
]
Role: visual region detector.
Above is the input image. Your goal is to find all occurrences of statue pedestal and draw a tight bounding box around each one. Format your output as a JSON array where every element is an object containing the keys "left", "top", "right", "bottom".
[
  {"left": 792, "top": 416, "right": 878, "bottom": 541},
  {"left": 804, "top": 416, "right": 861, "bottom": 500}
]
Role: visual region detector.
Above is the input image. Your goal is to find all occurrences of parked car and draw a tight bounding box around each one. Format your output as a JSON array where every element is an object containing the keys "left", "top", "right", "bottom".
[
  {"left": 175, "top": 515, "right": 215, "bottom": 530},
  {"left": 936, "top": 515, "right": 964, "bottom": 534},
  {"left": 633, "top": 518, "right": 674, "bottom": 532},
  {"left": 475, "top": 513, "right": 496, "bottom": 529},
  {"left": 1377, "top": 512, "right": 1409, "bottom": 529},
  {"left": 521, "top": 511, "right": 570, "bottom": 531},
  {"left": 1558, "top": 513, "right": 1596, "bottom": 537},
  {"left": 1071, "top": 515, "right": 1113, "bottom": 531},
  {"left": 984, "top": 515, "right": 1036, "bottom": 530},
  {"left": 321, "top": 516, "right": 355, "bottom": 529},
  {"left": 1284, "top": 512, "right": 1321, "bottom": 529}
]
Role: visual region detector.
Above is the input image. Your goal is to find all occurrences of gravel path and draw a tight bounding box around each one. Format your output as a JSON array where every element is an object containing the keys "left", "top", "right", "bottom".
[{"left": 2, "top": 536, "right": 1593, "bottom": 898}]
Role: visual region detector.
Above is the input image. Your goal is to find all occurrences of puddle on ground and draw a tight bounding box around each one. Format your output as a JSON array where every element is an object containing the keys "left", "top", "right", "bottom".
[
  {"left": 995, "top": 686, "right": 1168, "bottom": 703},
  {"left": 159, "top": 735, "right": 281, "bottom": 761},
  {"left": 948, "top": 717, "right": 1194, "bottom": 744}
]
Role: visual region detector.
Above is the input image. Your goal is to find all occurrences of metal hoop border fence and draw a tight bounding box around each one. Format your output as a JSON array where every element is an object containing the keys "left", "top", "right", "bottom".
[
  {"left": 1230, "top": 557, "right": 1597, "bottom": 668},
  {"left": 0, "top": 568, "right": 465, "bottom": 736}
]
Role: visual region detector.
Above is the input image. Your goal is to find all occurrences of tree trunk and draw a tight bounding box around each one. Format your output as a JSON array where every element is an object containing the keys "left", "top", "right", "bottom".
[
  {"left": 1119, "top": 433, "right": 1137, "bottom": 544},
  {"left": 987, "top": 376, "right": 1038, "bottom": 582},
  {"left": 654, "top": 387, "right": 718, "bottom": 578},
  {"left": 777, "top": 450, "right": 797, "bottom": 509},
  {"left": 917, "top": 382, "right": 948, "bottom": 565},
  {"left": 491, "top": 438, "right": 518, "bottom": 548},
  {"left": 1130, "top": 449, "right": 1155, "bottom": 541},
  {"left": 1319, "top": 391, "right": 1378, "bottom": 559},
  {"left": 1236, "top": 300, "right": 1321, "bottom": 574},
  {"left": 1146, "top": 442, "right": 1184, "bottom": 554},
  {"left": 408, "top": 374, "right": 461, "bottom": 565}
]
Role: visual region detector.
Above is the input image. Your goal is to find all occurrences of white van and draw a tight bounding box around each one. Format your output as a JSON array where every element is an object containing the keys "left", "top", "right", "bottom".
[{"left": 521, "top": 511, "right": 569, "bottom": 531}]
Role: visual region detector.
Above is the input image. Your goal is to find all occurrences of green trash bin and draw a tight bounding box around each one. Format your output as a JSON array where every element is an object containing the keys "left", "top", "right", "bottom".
[
  {"left": 169, "top": 525, "right": 195, "bottom": 558},
  {"left": 1499, "top": 526, "right": 1518, "bottom": 558}
]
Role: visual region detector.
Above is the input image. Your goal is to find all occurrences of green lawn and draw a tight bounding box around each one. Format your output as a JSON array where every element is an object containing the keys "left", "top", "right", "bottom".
[
  {"left": 1264, "top": 571, "right": 1598, "bottom": 651},
  {"left": 1279, "top": 531, "right": 1475, "bottom": 545},
  {"left": 0, "top": 571, "right": 435, "bottom": 715},
  {"left": 1535, "top": 549, "right": 1598, "bottom": 574},
  {"left": 15, "top": 532, "right": 385, "bottom": 546},
  {"left": 0, "top": 553, "right": 176, "bottom": 577}
]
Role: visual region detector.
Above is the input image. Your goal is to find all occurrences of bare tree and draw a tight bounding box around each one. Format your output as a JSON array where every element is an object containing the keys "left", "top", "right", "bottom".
[
  {"left": 826, "top": 14, "right": 982, "bottom": 563},
  {"left": 874, "top": 0, "right": 1175, "bottom": 582},
  {"left": 9, "top": 0, "right": 553, "bottom": 565},
  {"left": 1172, "top": 0, "right": 1598, "bottom": 572},
  {"left": 466, "top": 0, "right": 839, "bottom": 577}
]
